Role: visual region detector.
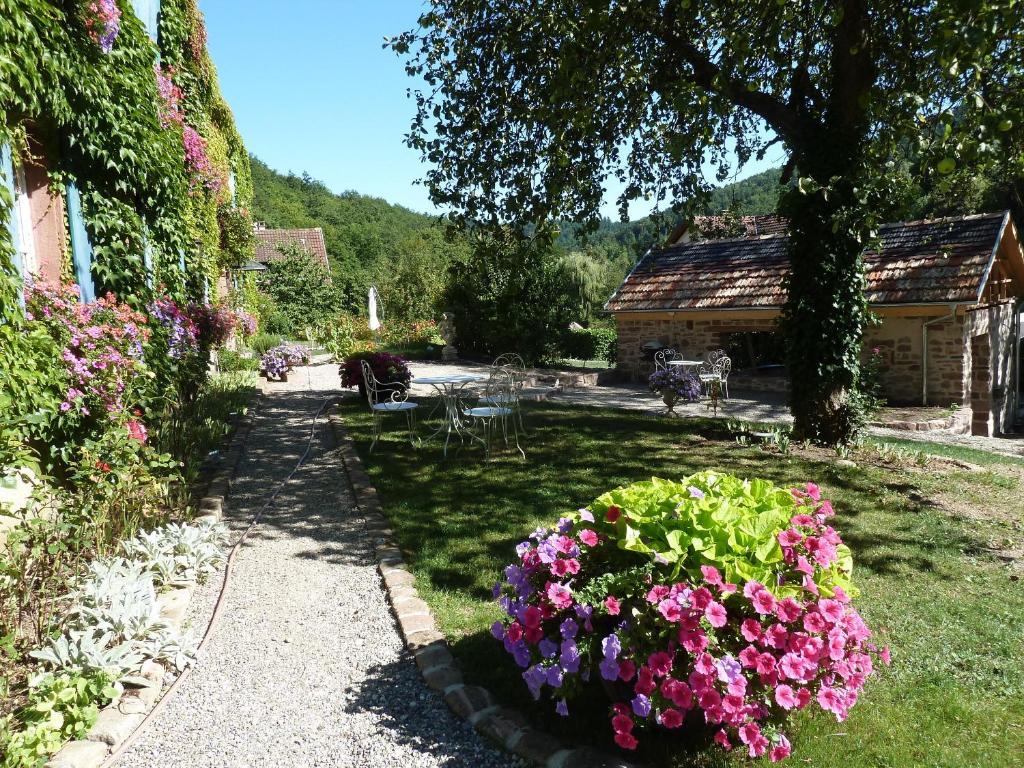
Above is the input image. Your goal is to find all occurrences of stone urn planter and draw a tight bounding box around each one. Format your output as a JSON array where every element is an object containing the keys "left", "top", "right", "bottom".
[{"left": 661, "top": 387, "right": 679, "bottom": 415}]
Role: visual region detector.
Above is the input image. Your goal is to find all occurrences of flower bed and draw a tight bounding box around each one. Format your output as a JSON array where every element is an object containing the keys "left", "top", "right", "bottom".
[
  {"left": 493, "top": 472, "right": 888, "bottom": 761},
  {"left": 259, "top": 344, "right": 310, "bottom": 380}
]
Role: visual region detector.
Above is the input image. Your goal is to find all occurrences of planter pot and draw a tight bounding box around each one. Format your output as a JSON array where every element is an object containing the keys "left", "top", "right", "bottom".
[{"left": 661, "top": 388, "right": 679, "bottom": 414}]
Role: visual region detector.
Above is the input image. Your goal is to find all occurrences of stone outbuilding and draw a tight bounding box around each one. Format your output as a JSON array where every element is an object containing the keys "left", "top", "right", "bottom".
[{"left": 607, "top": 212, "right": 1024, "bottom": 436}]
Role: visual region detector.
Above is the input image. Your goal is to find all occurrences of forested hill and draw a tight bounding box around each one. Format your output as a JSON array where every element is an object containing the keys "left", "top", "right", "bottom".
[
  {"left": 554, "top": 166, "right": 786, "bottom": 252},
  {"left": 249, "top": 155, "right": 444, "bottom": 275}
]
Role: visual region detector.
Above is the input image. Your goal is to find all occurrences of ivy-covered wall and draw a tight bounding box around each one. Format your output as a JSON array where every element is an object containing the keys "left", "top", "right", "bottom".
[{"left": 0, "top": 0, "right": 252, "bottom": 315}]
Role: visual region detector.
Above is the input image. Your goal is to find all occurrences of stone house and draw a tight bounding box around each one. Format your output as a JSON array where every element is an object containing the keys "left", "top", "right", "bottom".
[{"left": 607, "top": 212, "right": 1024, "bottom": 436}]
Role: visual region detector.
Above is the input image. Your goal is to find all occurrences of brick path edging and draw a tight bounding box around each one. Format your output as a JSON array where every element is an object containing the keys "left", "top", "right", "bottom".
[
  {"left": 46, "top": 396, "right": 262, "bottom": 768},
  {"left": 327, "top": 407, "right": 638, "bottom": 768}
]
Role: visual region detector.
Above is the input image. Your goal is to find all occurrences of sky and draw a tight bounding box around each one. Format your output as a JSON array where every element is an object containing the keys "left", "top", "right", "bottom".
[{"left": 203, "top": 0, "right": 782, "bottom": 221}]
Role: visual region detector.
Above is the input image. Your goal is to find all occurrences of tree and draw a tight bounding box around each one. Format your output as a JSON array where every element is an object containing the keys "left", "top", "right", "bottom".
[
  {"left": 256, "top": 245, "right": 341, "bottom": 335},
  {"left": 392, "top": 0, "right": 1021, "bottom": 443},
  {"left": 444, "top": 231, "right": 578, "bottom": 364}
]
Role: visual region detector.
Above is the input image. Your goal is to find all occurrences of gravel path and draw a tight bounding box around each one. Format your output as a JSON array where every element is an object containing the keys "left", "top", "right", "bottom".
[{"left": 117, "top": 362, "right": 519, "bottom": 768}]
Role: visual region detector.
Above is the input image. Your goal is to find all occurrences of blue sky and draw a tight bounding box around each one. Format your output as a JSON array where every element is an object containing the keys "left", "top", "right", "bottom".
[{"left": 203, "top": 0, "right": 781, "bottom": 221}]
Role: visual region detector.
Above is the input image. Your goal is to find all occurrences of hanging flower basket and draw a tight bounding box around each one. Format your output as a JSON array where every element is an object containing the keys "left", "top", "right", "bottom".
[{"left": 83, "top": 0, "right": 122, "bottom": 54}]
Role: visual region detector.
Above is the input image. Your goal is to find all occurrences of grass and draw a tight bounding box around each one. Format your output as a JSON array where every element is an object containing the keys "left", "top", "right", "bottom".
[
  {"left": 338, "top": 398, "right": 1024, "bottom": 767},
  {"left": 864, "top": 434, "right": 1024, "bottom": 468}
]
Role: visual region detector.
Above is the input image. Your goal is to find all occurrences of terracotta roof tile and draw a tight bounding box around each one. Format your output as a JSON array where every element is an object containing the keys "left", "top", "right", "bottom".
[
  {"left": 608, "top": 212, "right": 1009, "bottom": 312},
  {"left": 253, "top": 227, "right": 330, "bottom": 272}
]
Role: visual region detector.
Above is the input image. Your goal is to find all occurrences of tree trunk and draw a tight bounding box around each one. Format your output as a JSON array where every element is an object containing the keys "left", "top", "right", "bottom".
[{"left": 779, "top": 174, "right": 870, "bottom": 445}]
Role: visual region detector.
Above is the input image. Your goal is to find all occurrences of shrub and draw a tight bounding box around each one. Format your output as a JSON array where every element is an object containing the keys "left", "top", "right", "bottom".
[
  {"left": 340, "top": 351, "right": 411, "bottom": 391},
  {"left": 218, "top": 350, "right": 259, "bottom": 373},
  {"left": 312, "top": 314, "right": 375, "bottom": 362},
  {"left": 493, "top": 472, "right": 887, "bottom": 760},
  {"left": 250, "top": 333, "right": 284, "bottom": 356},
  {"left": 256, "top": 247, "right": 342, "bottom": 335},
  {"left": 563, "top": 326, "right": 617, "bottom": 364}
]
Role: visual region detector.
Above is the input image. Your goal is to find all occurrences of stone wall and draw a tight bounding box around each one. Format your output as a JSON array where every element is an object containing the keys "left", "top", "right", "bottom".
[
  {"left": 864, "top": 317, "right": 924, "bottom": 404},
  {"left": 615, "top": 314, "right": 778, "bottom": 377}
]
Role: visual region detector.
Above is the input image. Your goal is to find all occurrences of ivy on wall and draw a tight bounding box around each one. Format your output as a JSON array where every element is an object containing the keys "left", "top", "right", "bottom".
[{"left": 0, "top": 0, "right": 252, "bottom": 311}]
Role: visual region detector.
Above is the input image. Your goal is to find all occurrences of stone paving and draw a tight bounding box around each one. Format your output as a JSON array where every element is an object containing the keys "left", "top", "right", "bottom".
[{"left": 116, "top": 362, "right": 518, "bottom": 768}]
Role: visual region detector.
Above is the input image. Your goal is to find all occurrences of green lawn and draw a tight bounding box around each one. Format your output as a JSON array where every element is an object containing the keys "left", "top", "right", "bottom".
[{"left": 337, "top": 398, "right": 1024, "bottom": 767}]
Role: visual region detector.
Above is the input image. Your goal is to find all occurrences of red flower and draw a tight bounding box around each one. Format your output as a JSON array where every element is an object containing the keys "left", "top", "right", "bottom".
[
  {"left": 95, "top": 460, "right": 111, "bottom": 473},
  {"left": 605, "top": 505, "right": 621, "bottom": 523}
]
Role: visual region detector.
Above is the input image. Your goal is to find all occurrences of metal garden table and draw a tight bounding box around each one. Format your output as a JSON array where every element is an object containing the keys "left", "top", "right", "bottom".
[{"left": 415, "top": 373, "right": 488, "bottom": 456}]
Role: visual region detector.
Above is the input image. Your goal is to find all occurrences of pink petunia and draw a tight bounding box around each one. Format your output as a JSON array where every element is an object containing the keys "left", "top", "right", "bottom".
[
  {"left": 765, "top": 623, "right": 789, "bottom": 649},
  {"left": 618, "top": 659, "right": 637, "bottom": 682},
  {"left": 546, "top": 582, "right": 573, "bottom": 610},
  {"left": 770, "top": 735, "right": 792, "bottom": 763},
  {"left": 695, "top": 653, "right": 716, "bottom": 676},
  {"left": 805, "top": 482, "right": 821, "bottom": 501},
  {"left": 659, "top": 599, "right": 682, "bottom": 623},
  {"left": 659, "top": 707, "right": 684, "bottom": 728},
  {"left": 550, "top": 559, "right": 569, "bottom": 578},
  {"left": 774, "top": 684, "right": 798, "bottom": 709},
  {"left": 739, "top": 645, "right": 761, "bottom": 669},
  {"left": 818, "top": 598, "right": 845, "bottom": 624},
  {"left": 670, "top": 681, "right": 694, "bottom": 709},
  {"left": 611, "top": 713, "right": 633, "bottom": 734},
  {"left": 776, "top": 597, "right": 803, "bottom": 624},
  {"left": 778, "top": 528, "right": 803, "bottom": 547},
  {"left": 578, "top": 529, "right": 598, "bottom": 547},
  {"left": 648, "top": 651, "right": 674, "bottom": 677},
  {"left": 522, "top": 606, "right": 542, "bottom": 628},
  {"left": 741, "top": 618, "right": 763, "bottom": 642},
  {"left": 751, "top": 588, "right": 777, "bottom": 616},
  {"left": 705, "top": 601, "right": 728, "bottom": 628},
  {"left": 701, "top": 565, "right": 723, "bottom": 585},
  {"left": 604, "top": 595, "right": 621, "bottom": 615},
  {"left": 647, "top": 585, "right": 670, "bottom": 603},
  {"left": 614, "top": 731, "right": 638, "bottom": 750},
  {"left": 714, "top": 729, "right": 732, "bottom": 750}
]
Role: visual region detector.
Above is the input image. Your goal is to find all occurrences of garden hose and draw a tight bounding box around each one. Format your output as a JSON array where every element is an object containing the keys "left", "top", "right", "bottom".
[{"left": 100, "top": 377, "right": 334, "bottom": 768}]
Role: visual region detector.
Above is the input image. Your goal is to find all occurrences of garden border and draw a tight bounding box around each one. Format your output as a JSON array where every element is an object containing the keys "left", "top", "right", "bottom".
[
  {"left": 326, "top": 406, "right": 639, "bottom": 768},
  {"left": 45, "top": 394, "right": 262, "bottom": 768}
]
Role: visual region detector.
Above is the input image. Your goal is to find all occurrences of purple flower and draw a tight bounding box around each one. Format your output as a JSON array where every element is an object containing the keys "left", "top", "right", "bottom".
[
  {"left": 556, "top": 699, "right": 569, "bottom": 716},
  {"left": 688, "top": 486, "right": 705, "bottom": 499},
  {"left": 599, "top": 657, "right": 621, "bottom": 681},
  {"left": 510, "top": 641, "right": 530, "bottom": 668},
  {"left": 545, "top": 666, "right": 564, "bottom": 688},
  {"left": 631, "top": 694, "right": 651, "bottom": 717},
  {"left": 577, "top": 509, "right": 595, "bottom": 523},
  {"left": 490, "top": 621, "right": 505, "bottom": 641},
  {"left": 539, "top": 638, "right": 558, "bottom": 659},
  {"left": 559, "top": 618, "right": 578, "bottom": 639},
  {"left": 537, "top": 539, "right": 559, "bottom": 564},
  {"left": 523, "top": 665, "right": 547, "bottom": 700},
  {"left": 557, "top": 517, "right": 573, "bottom": 533},
  {"left": 559, "top": 639, "right": 580, "bottom": 673},
  {"left": 602, "top": 634, "right": 621, "bottom": 660},
  {"left": 515, "top": 541, "right": 531, "bottom": 558},
  {"left": 716, "top": 654, "right": 742, "bottom": 684}
]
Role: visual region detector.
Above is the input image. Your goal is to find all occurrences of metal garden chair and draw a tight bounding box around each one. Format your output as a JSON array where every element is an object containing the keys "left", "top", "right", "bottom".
[
  {"left": 480, "top": 353, "right": 527, "bottom": 433},
  {"left": 653, "top": 348, "right": 679, "bottom": 371},
  {"left": 463, "top": 367, "right": 525, "bottom": 459},
  {"left": 361, "top": 359, "right": 419, "bottom": 452}
]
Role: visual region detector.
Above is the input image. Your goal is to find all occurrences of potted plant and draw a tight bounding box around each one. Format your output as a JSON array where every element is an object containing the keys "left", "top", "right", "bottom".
[
  {"left": 648, "top": 368, "right": 701, "bottom": 414},
  {"left": 340, "top": 351, "right": 411, "bottom": 401}
]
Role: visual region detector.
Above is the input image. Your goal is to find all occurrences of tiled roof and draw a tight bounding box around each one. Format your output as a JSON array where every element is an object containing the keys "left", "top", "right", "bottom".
[
  {"left": 607, "top": 212, "right": 1010, "bottom": 312},
  {"left": 691, "top": 214, "right": 790, "bottom": 239},
  {"left": 253, "top": 227, "right": 330, "bottom": 271}
]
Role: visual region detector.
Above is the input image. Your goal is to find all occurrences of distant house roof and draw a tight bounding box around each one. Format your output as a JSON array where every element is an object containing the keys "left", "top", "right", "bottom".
[
  {"left": 253, "top": 225, "right": 330, "bottom": 272},
  {"left": 607, "top": 212, "right": 1017, "bottom": 312}
]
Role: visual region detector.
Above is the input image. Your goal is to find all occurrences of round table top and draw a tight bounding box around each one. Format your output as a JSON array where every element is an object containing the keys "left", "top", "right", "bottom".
[
  {"left": 667, "top": 359, "right": 704, "bottom": 367},
  {"left": 415, "top": 373, "right": 488, "bottom": 385}
]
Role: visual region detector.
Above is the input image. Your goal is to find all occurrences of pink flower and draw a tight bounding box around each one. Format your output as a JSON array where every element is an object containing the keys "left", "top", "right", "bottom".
[
  {"left": 658, "top": 599, "right": 682, "bottom": 623},
  {"left": 700, "top": 565, "right": 723, "bottom": 585},
  {"left": 880, "top": 647, "right": 892, "bottom": 666},
  {"left": 647, "top": 585, "right": 670, "bottom": 603},
  {"left": 739, "top": 645, "right": 760, "bottom": 668},
  {"left": 704, "top": 601, "right": 727, "bottom": 627},
  {"left": 614, "top": 731, "right": 638, "bottom": 750},
  {"left": 776, "top": 597, "right": 802, "bottom": 624},
  {"left": 618, "top": 659, "right": 636, "bottom": 682},
  {"left": 648, "top": 651, "right": 673, "bottom": 677},
  {"left": 805, "top": 482, "right": 821, "bottom": 501},
  {"left": 127, "top": 420, "right": 148, "bottom": 443},
  {"left": 765, "top": 623, "right": 789, "bottom": 649},
  {"left": 522, "top": 606, "right": 542, "bottom": 628},
  {"left": 741, "top": 618, "right": 763, "bottom": 642},
  {"left": 605, "top": 505, "right": 621, "bottom": 523},
  {"left": 659, "top": 707, "right": 684, "bottom": 728},
  {"left": 695, "top": 653, "right": 716, "bottom": 676},
  {"left": 506, "top": 622, "right": 522, "bottom": 643},
  {"left": 634, "top": 666, "right": 656, "bottom": 695},
  {"left": 546, "top": 582, "right": 573, "bottom": 609},
  {"left": 578, "top": 529, "right": 598, "bottom": 547},
  {"left": 604, "top": 596, "right": 621, "bottom": 615},
  {"left": 751, "top": 588, "right": 777, "bottom": 615},
  {"left": 770, "top": 735, "right": 792, "bottom": 762},
  {"left": 669, "top": 681, "right": 693, "bottom": 709},
  {"left": 563, "top": 558, "right": 580, "bottom": 575},
  {"left": 755, "top": 653, "right": 777, "bottom": 676},
  {"left": 818, "top": 598, "right": 845, "bottom": 624},
  {"left": 738, "top": 721, "right": 762, "bottom": 746},
  {"left": 803, "top": 611, "right": 827, "bottom": 633},
  {"left": 774, "top": 684, "right": 798, "bottom": 709},
  {"left": 817, "top": 685, "right": 846, "bottom": 717},
  {"left": 778, "top": 528, "right": 803, "bottom": 547},
  {"left": 714, "top": 729, "right": 732, "bottom": 750},
  {"left": 550, "top": 559, "right": 569, "bottom": 577}
]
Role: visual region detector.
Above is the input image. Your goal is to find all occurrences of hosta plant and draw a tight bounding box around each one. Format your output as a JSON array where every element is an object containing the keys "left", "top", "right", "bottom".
[{"left": 493, "top": 472, "right": 888, "bottom": 761}]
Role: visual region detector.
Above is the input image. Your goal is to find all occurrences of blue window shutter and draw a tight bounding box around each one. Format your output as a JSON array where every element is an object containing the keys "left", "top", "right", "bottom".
[
  {"left": 1, "top": 144, "right": 25, "bottom": 305},
  {"left": 143, "top": 232, "right": 154, "bottom": 288},
  {"left": 65, "top": 182, "right": 96, "bottom": 303},
  {"left": 149, "top": 0, "right": 160, "bottom": 41}
]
